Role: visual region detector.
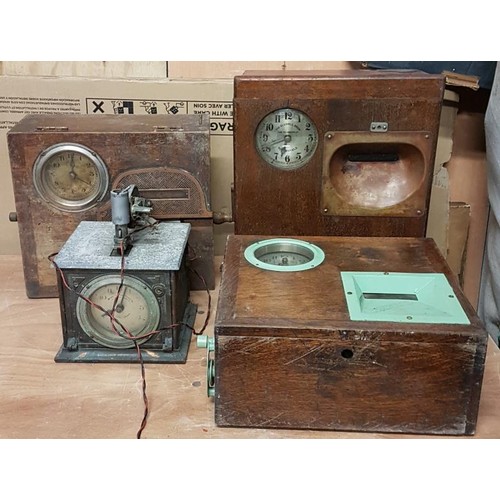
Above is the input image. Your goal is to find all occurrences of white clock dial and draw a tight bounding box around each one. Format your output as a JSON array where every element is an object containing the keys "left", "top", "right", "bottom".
[
  {"left": 76, "top": 275, "right": 161, "bottom": 349},
  {"left": 254, "top": 108, "right": 318, "bottom": 170}
]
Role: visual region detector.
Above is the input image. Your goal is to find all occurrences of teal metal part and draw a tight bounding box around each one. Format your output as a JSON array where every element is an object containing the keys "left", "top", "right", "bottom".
[
  {"left": 341, "top": 272, "right": 470, "bottom": 324},
  {"left": 244, "top": 238, "right": 325, "bottom": 272},
  {"left": 197, "top": 335, "right": 215, "bottom": 397}
]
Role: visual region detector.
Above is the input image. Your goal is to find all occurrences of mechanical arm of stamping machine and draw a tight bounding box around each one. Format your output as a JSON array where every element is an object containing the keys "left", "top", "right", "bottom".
[{"left": 111, "top": 185, "right": 155, "bottom": 255}]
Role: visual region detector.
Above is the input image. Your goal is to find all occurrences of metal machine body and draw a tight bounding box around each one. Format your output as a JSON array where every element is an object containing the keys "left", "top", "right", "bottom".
[{"left": 54, "top": 221, "right": 195, "bottom": 363}]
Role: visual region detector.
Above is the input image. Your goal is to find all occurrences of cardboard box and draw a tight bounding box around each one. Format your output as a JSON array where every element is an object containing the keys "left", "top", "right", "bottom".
[
  {"left": 426, "top": 89, "right": 460, "bottom": 256},
  {"left": 0, "top": 75, "right": 234, "bottom": 256},
  {"left": 447, "top": 201, "right": 471, "bottom": 286},
  {"left": 447, "top": 111, "right": 489, "bottom": 309},
  {"left": 167, "top": 61, "right": 354, "bottom": 79}
]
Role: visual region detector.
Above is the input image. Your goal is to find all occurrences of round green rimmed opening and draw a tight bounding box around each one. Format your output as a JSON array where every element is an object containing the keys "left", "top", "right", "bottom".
[{"left": 244, "top": 238, "right": 325, "bottom": 272}]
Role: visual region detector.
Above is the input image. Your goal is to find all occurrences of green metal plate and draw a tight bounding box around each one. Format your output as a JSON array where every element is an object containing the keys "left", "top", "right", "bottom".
[{"left": 341, "top": 272, "right": 470, "bottom": 324}]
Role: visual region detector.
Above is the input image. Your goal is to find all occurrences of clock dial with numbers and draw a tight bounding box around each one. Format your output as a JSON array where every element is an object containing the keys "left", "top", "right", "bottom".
[
  {"left": 33, "top": 142, "right": 109, "bottom": 212},
  {"left": 254, "top": 108, "right": 318, "bottom": 170},
  {"left": 76, "top": 275, "right": 161, "bottom": 349}
]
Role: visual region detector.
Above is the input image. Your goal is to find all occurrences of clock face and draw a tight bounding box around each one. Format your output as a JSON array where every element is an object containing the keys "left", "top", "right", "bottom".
[
  {"left": 33, "top": 143, "right": 109, "bottom": 211},
  {"left": 254, "top": 108, "right": 319, "bottom": 170},
  {"left": 76, "top": 275, "right": 161, "bottom": 349}
]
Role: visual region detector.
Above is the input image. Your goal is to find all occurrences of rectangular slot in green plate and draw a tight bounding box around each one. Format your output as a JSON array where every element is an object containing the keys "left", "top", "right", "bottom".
[{"left": 340, "top": 272, "right": 470, "bottom": 324}]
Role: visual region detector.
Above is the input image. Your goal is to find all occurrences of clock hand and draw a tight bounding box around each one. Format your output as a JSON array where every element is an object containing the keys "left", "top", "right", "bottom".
[
  {"left": 68, "top": 155, "right": 91, "bottom": 185},
  {"left": 101, "top": 287, "right": 127, "bottom": 318},
  {"left": 68, "top": 167, "right": 92, "bottom": 186},
  {"left": 68, "top": 154, "right": 77, "bottom": 177},
  {"left": 267, "top": 134, "right": 293, "bottom": 147},
  {"left": 74, "top": 174, "right": 92, "bottom": 186},
  {"left": 115, "top": 287, "right": 127, "bottom": 313},
  {"left": 267, "top": 137, "right": 286, "bottom": 147}
]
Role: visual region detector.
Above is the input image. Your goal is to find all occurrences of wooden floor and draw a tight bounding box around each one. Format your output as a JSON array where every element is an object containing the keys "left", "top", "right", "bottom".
[{"left": 1, "top": 254, "right": 499, "bottom": 439}]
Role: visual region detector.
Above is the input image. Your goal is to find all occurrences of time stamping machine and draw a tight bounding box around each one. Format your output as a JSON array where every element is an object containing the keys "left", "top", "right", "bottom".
[{"left": 53, "top": 185, "right": 195, "bottom": 363}]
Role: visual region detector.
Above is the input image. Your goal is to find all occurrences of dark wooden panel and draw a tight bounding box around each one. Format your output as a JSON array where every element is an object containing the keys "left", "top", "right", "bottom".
[
  {"left": 235, "top": 70, "right": 445, "bottom": 99},
  {"left": 216, "top": 235, "right": 482, "bottom": 332},
  {"left": 215, "top": 336, "right": 482, "bottom": 435}
]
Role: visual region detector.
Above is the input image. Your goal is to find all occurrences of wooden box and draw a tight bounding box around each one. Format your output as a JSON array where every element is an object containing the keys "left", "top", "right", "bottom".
[
  {"left": 233, "top": 70, "right": 445, "bottom": 238},
  {"left": 213, "top": 235, "right": 488, "bottom": 435},
  {"left": 8, "top": 113, "right": 214, "bottom": 298}
]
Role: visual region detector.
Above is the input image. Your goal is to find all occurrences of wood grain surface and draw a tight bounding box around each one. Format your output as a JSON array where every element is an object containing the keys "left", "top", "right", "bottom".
[{"left": 1, "top": 255, "right": 499, "bottom": 439}]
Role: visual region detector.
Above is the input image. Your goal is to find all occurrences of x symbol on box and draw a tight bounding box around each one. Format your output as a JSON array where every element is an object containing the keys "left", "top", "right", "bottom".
[{"left": 93, "top": 101, "right": 105, "bottom": 113}]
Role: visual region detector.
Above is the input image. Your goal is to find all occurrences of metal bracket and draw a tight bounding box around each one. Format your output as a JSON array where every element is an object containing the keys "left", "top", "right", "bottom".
[
  {"left": 370, "top": 122, "right": 389, "bottom": 132},
  {"left": 67, "top": 337, "right": 78, "bottom": 352}
]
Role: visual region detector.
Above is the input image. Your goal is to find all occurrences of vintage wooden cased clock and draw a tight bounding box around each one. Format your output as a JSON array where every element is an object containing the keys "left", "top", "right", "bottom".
[
  {"left": 201, "top": 234, "right": 488, "bottom": 435},
  {"left": 53, "top": 221, "right": 195, "bottom": 363},
  {"left": 8, "top": 113, "right": 213, "bottom": 299},
  {"left": 233, "top": 70, "right": 445, "bottom": 237}
]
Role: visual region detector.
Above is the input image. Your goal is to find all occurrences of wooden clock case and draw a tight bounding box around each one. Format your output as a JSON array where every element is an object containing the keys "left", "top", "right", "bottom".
[
  {"left": 233, "top": 69, "right": 445, "bottom": 238},
  {"left": 213, "top": 235, "right": 488, "bottom": 435},
  {"left": 8, "top": 113, "right": 214, "bottom": 298}
]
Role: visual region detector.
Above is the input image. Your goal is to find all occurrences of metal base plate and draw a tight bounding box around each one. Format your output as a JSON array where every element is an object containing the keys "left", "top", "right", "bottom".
[{"left": 54, "top": 302, "right": 197, "bottom": 363}]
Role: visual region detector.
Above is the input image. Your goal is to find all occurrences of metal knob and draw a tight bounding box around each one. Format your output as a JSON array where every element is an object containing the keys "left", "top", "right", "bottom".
[
  {"left": 197, "top": 335, "right": 215, "bottom": 397},
  {"left": 197, "top": 335, "right": 214, "bottom": 350}
]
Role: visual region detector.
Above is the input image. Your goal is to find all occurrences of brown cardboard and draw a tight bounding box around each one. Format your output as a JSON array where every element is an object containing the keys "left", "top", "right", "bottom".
[
  {"left": 0, "top": 61, "right": 355, "bottom": 80},
  {"left": 167, "top": 61, "right": 354, "bottom": 79},
  {"left": 0, "top": 61, "right": 168, "bottom": 79},
  {"left": 447, "top": 111, "right": 489, "bottom": 310},
  {"left": 447, "top": 202, "right": 471, "bottom": 286},
  {"left": 426, "top": 90, "right": 459, "bottom": 255},
  {"left": 442, "top": 70, "right": 480, "bottom": 90}
]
